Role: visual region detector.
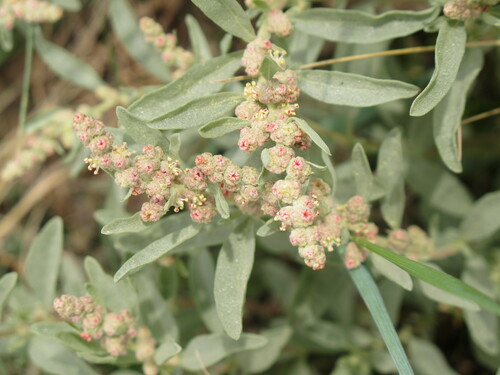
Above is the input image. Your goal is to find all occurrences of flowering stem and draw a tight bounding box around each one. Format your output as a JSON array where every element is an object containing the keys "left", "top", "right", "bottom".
[
  {"left": 299, "top": 39, "right": 500, "bottom": 70},
  {"left": 18, "top": 24, "right": 35, "bottom": 142}
]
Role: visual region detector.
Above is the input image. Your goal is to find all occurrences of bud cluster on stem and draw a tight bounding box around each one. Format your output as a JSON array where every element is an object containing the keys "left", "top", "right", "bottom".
[
  {"left": 139, "top": 17, "right": 194, "bottom": 79},
  {"left": 0, "top": 0, "right": 62, "bottom": 29},
  {"left": 53, "top": 295, "right": 159, "bottom": 375}
]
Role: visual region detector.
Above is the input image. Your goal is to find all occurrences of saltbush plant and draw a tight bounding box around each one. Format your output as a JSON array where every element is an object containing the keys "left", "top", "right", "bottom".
[{"left": 1, "top": 0, "right": 500, "bottom": 374}]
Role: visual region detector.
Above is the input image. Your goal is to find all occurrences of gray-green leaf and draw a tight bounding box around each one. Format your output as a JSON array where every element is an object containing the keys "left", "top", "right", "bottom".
[
  {"left": 147, "top": 92, "right": 243, "bottom": 130},
  {"left": 101, "top": 212, "right": 148, "bottom": 235},
  {"left": 214, "top": 220, "right": 255, "bottom": 340},
  {"left": 461, "top": 191, "right": 500, "bottom": 242},
  {"left": 433, "top": 49, "right": 483, "bottom": 173},
  {"left": 186, "top": 14, "right": 213, "bottom": 62},
  {"left": 371, "top": 254, "right": 413, "bottom": 291},
  {"left": 25, "top": 217, "right": 63, "bottom": 309},
  {"left": 352, "top": 143, "right": 373, "bottom": 199},
  {"left": 410, "top": 20, "right": 466, "bottom": 116},
  {"left": 291, "top": 7, "right": 439, "bottom": 44},
  {"left": 129, "top": 52, "right": 242, "bottom": 120},
  {"left": 154, "top": 339, "right": 182, "bottom": 366},
  {"left": 116, "top": 106, "right": 169, "bottom": 149},
  {"left": 114, "top": 224, "right": 201, "bottom": 281},
  {"left": 84, "top": 257, "right": 137, "bottom": 312},
  {"left": 109, "top": 0, "right": 169, "bottom": 81},
  {"left": 0, "top": 272, "right": 17, "bottom": 318},
  {"left": 180, "top": 332, "right": 267, "bottom": 371},
  {"left": 189, "top": 249, "right": 224, "bottom": 333},
  {"left": 236, "top": 325, "right": 292, "bottom": 373},
  {"left": 49, "top": 0, "right": 81, "bottom": 11},
  {"left": 191, "top": 0, "right": 256, "bottom": 42},
  {"left": 344, "top": 259, "right": 414, "bottom": 375},
  {"left": 199, "top": 117, "right": 249, "bottom": 138},
  {"left": 291, "top": 117, "right": 331, "bottom": 155},
  {"left": 35, "top": 30, "right": 105, "bottom": 90},
  {"left": 298, "top": 70, "right": 419, "bottom": 107}
]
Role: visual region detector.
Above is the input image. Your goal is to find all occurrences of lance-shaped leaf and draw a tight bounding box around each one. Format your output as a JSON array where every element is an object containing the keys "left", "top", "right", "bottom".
[
  {"left": 213, "top": 184, "right": 230, "bottom": 219},
  {"left": 351, "top": 236, "right": 500, "bottom": 316},
  {"left": 116, "top": 107, "right": 169, "bottom": 149},
  {"left": 236, "top": 325, "right": 292, "bottom": 373},
  {"left": 147, "top": 92, "right": 243, "bottom": 130},
  {"left": 199, "top": 117, "right": 249, "bottom": 138},
  {"left": 180, "top": 332, "right": 266, "bottom": 371},
  {"left": 186, "top": 14, "right": 212, "bottom": 62},
  {"left": 377, "top": 128, "right": 405, "bottom": 228},
  {"left": 114, "top": 224, "right": 201, "bottom": 281},
  {"left": 321, "top": 150, "right": 337, "bottom": 197},
  {"left": 410, "top": 21, "right": 466, "bottom": 116},
  {"left": 101, "top": 212, "right": 149, "bottom": 235},
  {"left": 129, "top": 52, "right": 242, "bottom": 120},
  {"left": 461, "top": 191, "right": 500, "bottom": 242},
  {"left": 189, "top": 249, "right": 224, "bottom": 333},
  {"left": 298, "top": 70, "right": 419, "bottom": 107},
  {"left": 433, "top": 49, "right": 483, "bottom": 173},
  {"left": 25, "top": 217, "right": 63, "bottom": 309},
  {"left": 343, "top": 258, "right": 414, "bottom": 374},
  {"left": 29, "top": 336, "right": 100, "bottom": 375},
  {"left": 109, "top": 0, "right": 169, "bottom": 81},
  {"left": 408, "top": 338, "right": 459, "bottom": 375},
  {"left": 214, "top": 220, "right": 255, "bottom": 340},
  {"left": 154, "top": 339, "right": 182, "bottom": 366},
  {"left": 191, "top": 0, "right": 256, "bottom": 42},
  {"left": 0, "top": 272, "right": 17, "bottom": 317},
  {"left": 85, "top": 257, "right": 137, "bottom": 312},
  {"left": 352, "top": 143, "right": 373, "bottom": 199},
  {"left": 291, "top": 7, "right": 439, "bottom": 44},
  {"left": 291, "top": 117, "right": 331, "bottom": 155},
  {"left": 34, "top": 30, "right": 105, "bottom": 90}
]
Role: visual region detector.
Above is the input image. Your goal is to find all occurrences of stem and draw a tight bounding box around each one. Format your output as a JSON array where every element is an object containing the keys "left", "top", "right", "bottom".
[
  {"left": 299, "top": 39, "right": 500, "bottom": 70},
  {"left": 461, "top": 107, "right": 500, "bottom": 126},
  {"left": 213, "top": 39, "right": 500, "bottom": 83},
  {"left": 18, "top": 24, "right": 35, "bottom": 141}
]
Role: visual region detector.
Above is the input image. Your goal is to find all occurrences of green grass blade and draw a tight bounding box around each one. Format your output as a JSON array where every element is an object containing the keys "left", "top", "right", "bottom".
[{"left": 351, "top": 236, "right": 500, "bottom": 315}]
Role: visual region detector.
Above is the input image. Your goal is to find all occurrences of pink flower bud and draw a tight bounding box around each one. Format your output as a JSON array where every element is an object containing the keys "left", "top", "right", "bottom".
[
  {"left": 267, "top": 9, "right": 293, "bottom": 37},
  {"left": 140, "top": 202, "right": 167, "bottom": 222},
  {"left": 272, "top": 179, "right": 301, "bottom": 204},
  {"left": 265, "top": 145, "right": 295, "bottom": 174}
]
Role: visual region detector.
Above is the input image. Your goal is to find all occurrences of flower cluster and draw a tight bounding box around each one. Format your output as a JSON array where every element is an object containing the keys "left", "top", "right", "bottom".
[
  {"left": 53, "top": 295, "right": 158, "bottom": 375},
  {"left": 380, "top": 225, "right": 436, "bottom": 261},
  {"left": 0, "top": 0, "right": 62, "bottom": 29},
  {"left": 242, "top": 37, "right": 272, "bottom": 77},
  {"left": 2, "top": 109, "right": 74, "bottom": 181},
  {"left": 443, "top": 0, "right": 497, "bottom": 20},
  {"left": 139, "top": 17, "right": 194, "bottom": 79},
  {"left": 267, "top": 9, "right": 293, "bottom": 38}
]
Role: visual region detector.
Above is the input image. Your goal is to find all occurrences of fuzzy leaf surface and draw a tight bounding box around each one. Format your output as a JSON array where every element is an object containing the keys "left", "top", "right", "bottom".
[
  {"left": 35, "top": 31, "right": 105, "bottom": 90},
  {"left": 298, "top": 70, "right": 419, "bottom": 107},
  {"left": 291, "top": 7, "right": 439, "bottom": 43},
  {"left": 0, "top": 272, "right": 17, "bottom": 317},
  {"left": 180, "top": 333, "right": 266, "bottom": 371},
  {"left": 410, "top": 21, "right": 466, "bottom": 116},
  {"left": 461, "top": 191, "right": 500, "bottom": 242},
  {"left": 109, "top": 0, "right": 169, "bottom": 81},
  {"left": 292, "top": 117, "right": 331, "bottom": 155},
  {"left": 147, "top": 92, "right": 243, "bottom": 130},
  {"left": 186, "top": 14, "right": 212, "bottom": 62},
  {"left": 25, "top": 217, "right": 63, "bottom": 309},
  {"left": 116, "top": 106, "right": 169, "bottom": 149},
  {"left": 433, "top": 49, "right": 483, "bottom": 173},
  {"left": 114, "top": 225, "right": 201, "bottom": 281},
  {"left": 101, "top": 212, "right": 148, "bottom": 235},
  {"left": 214, "top": 220, "right": 255, "bottom": 340},
  {"left": 191, "top": 0, "right": 256, "bottom": 42},
  {"left": 199, "top": 117, "right": 249, "bottom": 138},
  {"left": 129, "top": 52, "right": 242, "bottom": 120}
]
